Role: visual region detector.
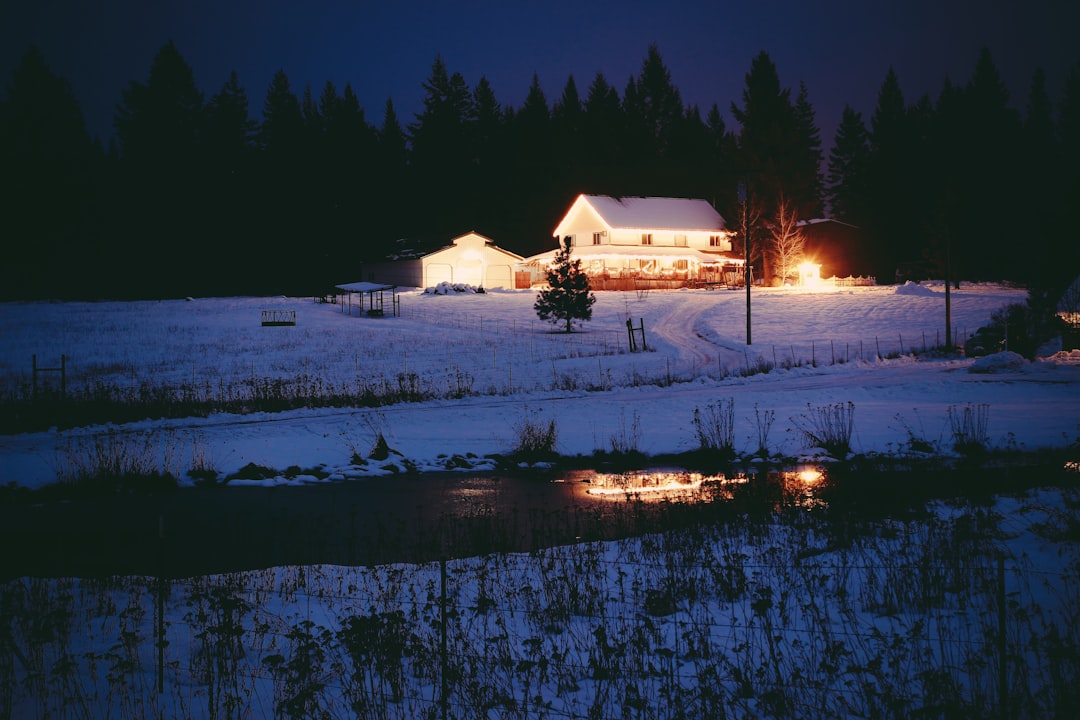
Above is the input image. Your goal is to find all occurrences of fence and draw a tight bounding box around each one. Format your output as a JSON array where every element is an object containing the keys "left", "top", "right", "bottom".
[
  {"left": 3, "top": 315, "right": 976, "bottom": 433},
  {"left": 4, "top": 494, "right": 1077, "bottom": 720}
]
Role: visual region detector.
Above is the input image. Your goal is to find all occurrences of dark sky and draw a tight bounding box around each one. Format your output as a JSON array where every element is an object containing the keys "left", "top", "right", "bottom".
[{"left": 3, "top": 0, "right": 1077, "bottom": 152}]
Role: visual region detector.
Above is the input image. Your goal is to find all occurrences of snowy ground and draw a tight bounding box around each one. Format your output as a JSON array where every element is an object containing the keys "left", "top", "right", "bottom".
[
  {"left": 1, "top": 281, "right": 1079, "bottom": 489},
  {"left": 3, "top": 282, "right": 1080, "bottom": 718}
]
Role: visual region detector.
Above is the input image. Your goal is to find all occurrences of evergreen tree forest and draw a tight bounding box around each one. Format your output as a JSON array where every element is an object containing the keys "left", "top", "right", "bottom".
[{"left": 2, "top": 42, "right": 1078, "bottom": 301}]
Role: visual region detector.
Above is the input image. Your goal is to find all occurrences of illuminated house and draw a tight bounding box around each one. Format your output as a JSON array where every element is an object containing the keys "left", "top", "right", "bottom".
[
  {"left": 523, "top": 194, "right": 743, "bottom": 289},
  {"left": 361, "top": 232, "right": 524, "bottom": 290}
]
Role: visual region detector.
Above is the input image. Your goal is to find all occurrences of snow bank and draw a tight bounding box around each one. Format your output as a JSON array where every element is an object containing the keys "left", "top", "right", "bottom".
[
  {"left": 969, "top": 350, "right": 1027, "bottom": 373},
  {"left": 423, "top": 281, "right": 485, "bottom": 295},
  {"left": 894, "top": 281, "right": 938, "bottom": 297}
]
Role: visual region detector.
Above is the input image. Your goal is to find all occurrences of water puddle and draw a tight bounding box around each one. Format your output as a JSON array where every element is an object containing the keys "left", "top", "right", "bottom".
[{"left": 560, "top": 465, "right": 828, "bottom": 510}]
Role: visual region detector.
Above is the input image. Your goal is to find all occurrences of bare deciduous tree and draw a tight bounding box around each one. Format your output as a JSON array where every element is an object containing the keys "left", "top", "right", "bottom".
[{"left": 768, "top": 194, "right": 805, "bottom": 285}]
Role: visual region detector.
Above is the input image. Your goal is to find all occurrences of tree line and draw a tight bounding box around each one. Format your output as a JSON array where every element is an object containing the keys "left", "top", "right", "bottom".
[{"left": 2, "top": 42, "right": 1078, "bottom": 301}]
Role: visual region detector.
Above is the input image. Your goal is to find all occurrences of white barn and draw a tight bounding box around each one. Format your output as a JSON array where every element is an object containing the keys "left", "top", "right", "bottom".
[
  {"left": 524, "top": 194, "right": 743, "bottom": 289},
  {"left": 361, "top": 232, "right": 525, "bottom": 290}
]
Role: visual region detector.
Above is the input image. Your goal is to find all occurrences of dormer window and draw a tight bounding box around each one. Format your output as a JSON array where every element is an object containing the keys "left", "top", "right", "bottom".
[{"left": 641, "top": 233, "right": 653, "bottom": 245}]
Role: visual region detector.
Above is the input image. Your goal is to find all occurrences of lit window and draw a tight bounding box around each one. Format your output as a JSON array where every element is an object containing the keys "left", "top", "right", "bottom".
[
  {"left": 593, "top": 232, "right": 603, "bottom": 245},
  {"left": 675, "top": 234, "right": 687, "bottom": 247},
  {"left": 641, "top": 233, "right": 653, "bottom": 245}
]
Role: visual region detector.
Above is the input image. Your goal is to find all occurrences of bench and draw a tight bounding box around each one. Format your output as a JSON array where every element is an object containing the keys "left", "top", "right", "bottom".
[{"left": 261, "top": 310, "right": 296, "bottom": 326}]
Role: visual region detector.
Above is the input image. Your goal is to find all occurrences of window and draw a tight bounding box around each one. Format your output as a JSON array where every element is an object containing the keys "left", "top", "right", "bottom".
[
  {"left": 709, "top": 234, "right": 731, "bottom": 250},
  {"left": 641, "top": 233, "right": 653, "bottom": 245},
  {"left": 593, "top": 232, "right": 603, "bottom": 245},
  {"left": 675, "top": 234, "right": 687, "bottom": 247}
]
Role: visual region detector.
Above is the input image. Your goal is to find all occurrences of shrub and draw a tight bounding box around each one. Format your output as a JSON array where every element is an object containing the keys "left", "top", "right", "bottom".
[
  {"left": 793, "top": 401, "right": 856, "bottom": 457},
  {"left": 693, "top": 399, "right": 736, "bottom": 457},
  {"left": 511, "top": 408, "right": 558, "bottom": 462},
  {"left": 609, "top": 410, "right": 642, "bottom": 455},
  {"left": 752, "top": 404, "right": 776, "bottom": 458},
  {"left": 948, "top": 403, "right": 990, "bottom": 455},
  {"left": 53, "top": 429, "right": 179, "bottom": 493}
]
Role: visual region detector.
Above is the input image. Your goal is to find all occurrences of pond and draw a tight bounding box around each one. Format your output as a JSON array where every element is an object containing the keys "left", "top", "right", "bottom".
[
  {"left": 3, "top": 461, "right": 1077, "bottom": 720},
  {"left": 2, "top": 459, "right": 1061, "bottom": 580}
]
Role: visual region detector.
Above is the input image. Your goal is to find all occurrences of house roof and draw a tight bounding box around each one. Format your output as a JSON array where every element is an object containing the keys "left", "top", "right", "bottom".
[{"left": 554, "top": 194, "right": 729, "bottom": 237}]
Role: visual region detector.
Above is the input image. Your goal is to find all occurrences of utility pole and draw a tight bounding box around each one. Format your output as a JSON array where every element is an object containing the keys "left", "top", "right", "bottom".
[
  {"left": 944, "top": 231, "right": 953, "bottom": 351},
  {"left": 739, "top": 181, "right": 752, "bottom": 345}
]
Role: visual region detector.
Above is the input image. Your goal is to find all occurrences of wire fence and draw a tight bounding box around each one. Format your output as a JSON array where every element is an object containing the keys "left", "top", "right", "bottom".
[
  {"left": 5, "top": 497, "right": 1079, "bottom": 719},
  {"left": 4, "top": 291, "right": 983, "bottom": 434}
]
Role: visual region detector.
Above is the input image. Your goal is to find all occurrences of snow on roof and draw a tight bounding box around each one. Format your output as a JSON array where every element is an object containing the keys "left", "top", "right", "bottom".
[
  {"left": 796, "top": 218, "right": 860, "bottom": 229},
  {"left": 572, "top": 195, "right": 728, "bottom": 233},
  {"left": 335, "top": 281, "right": 396, "bottom": 293}
]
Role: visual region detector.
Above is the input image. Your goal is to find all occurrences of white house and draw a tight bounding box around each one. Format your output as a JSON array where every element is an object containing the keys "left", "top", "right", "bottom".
[
  {"left": 524, "top": 194, "right": 743, "bottom": 289},
  {"left": 361, "top": 232, "right": 525, "bottom": 290}
]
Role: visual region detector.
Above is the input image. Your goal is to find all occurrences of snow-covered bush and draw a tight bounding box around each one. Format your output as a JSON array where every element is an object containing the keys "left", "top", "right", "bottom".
[{"left": 423, "top": 282, "right": 484, "bottom": 295}]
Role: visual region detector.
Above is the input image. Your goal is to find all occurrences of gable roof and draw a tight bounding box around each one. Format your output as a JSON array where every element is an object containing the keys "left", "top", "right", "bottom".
[
  {"left": 422, "top": 231, "right": 524, "bottom": 262},
  {"left": 554, "top": 194, "right": 729, "bottom": 237}
]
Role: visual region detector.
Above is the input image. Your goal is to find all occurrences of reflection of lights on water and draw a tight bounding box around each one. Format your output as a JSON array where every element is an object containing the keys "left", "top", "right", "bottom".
[
  {"left": 572, "top": 467, "right": 829, "bottom": 508},
  {"left": 1066, "top": 461, "right": 1079, "bottom": 473},
  {"left": 585, "top": 470, "right": 717, "bottom": 498}
]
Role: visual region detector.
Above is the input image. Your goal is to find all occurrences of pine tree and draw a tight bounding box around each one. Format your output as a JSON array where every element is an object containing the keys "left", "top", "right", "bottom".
[
  {"left": 865, "top": 67, "right": 912, "bottom": 281},
  {"left": 535, "top": 238, "right": 596, "bottom": 333},
  {"left": 259, "top": 68, "right": 304, "bottom": 157},
  {"left": 792, "top": 82, "right": 824, "bottom": 218},
  {"left": 114, "top": 40, "right": 204, "bottom": 167},
  {"left": 1, "top": 46, "right": 99, "bottom": 299},
  {"left": 1019, "top": 67, "right": 1057, "bottom": 286},
  {"left": 730, "top": 51, "right": 798, "bottom": 221},
  {"left": 582, "top": 72, "right": 623, "bottom": 192},
  {"left": 827, "top": 105, "right": 870, "bottom": 224},
  {"left": 627, "top": 44, "right": 684, "bottom": 158},
  {"left": 113, "top": 40, "right": 206, "bottom": 296}
]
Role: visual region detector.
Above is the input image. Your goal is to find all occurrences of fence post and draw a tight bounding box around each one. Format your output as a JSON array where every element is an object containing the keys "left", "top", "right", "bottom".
[
  {"left": 157, "top": 514, "right": 166, "bottom": 695},
  {"left": 998, "top": 555, "right": 1007, "bottom": 719},
  {"left": 441, "top": 558, "right": 448, "bottom": 720}
]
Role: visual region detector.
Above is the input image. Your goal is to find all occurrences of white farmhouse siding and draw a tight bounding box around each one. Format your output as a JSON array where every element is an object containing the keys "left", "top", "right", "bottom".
[{"left": 529, "top": 194, "right": 742, "bottom": 289}]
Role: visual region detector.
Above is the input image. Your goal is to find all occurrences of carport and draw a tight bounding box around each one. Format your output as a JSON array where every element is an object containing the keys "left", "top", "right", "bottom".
[{"left": 335, "top": 282, "right": 400, "bottom": 317}]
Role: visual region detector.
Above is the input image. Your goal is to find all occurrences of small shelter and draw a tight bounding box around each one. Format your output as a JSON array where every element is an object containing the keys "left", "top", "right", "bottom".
[
  {"left": 335, "top": 281, "right": 398, "bottom": 317},
  {"left": 522, "top": 194, "right": 743, "bottom": 290},
  {"left": 361, "top": 232, "right": 524, "bottom": 290}
]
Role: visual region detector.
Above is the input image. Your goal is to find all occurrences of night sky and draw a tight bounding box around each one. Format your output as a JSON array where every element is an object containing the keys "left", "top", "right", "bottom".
[{"left": 3, "top": 0, "right": 1078, "bottom": 151}]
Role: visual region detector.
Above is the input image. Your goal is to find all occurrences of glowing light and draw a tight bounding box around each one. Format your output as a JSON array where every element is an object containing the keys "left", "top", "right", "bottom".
[
  {"left": 797, "top": 468, "right": 823, "bottom": 484},
  {"left": 797, "top": 261, "right": 822, "bottom": 288}
]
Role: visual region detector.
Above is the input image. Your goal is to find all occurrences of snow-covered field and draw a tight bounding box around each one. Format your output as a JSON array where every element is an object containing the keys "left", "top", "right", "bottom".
[
  {"left": 2, "top": 282, "right": 1080, "bottom": 718},
  {"left": 1, "top": 281, "right": 1078, "bottom": 488}
]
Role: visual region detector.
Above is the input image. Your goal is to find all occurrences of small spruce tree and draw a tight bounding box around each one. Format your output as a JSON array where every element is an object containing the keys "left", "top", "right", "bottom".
[{"left": 534, "top": 237, "right": 596, "bottom": 333}]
